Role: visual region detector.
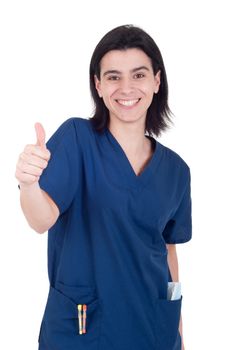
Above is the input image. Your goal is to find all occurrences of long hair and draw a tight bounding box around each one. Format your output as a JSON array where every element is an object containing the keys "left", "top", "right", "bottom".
[{"left": 89, "top": 24, "right": 174, "bottom": 137}]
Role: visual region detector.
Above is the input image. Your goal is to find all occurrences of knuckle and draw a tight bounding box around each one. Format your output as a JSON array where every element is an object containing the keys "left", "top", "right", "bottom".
[
  {"left": 15, "top": 167, "right": 24, "bottom": 181},
  {"left": 19, "top": 152, "right": 24, "bottom": 159},
  {"left": 38, "top": 168, "right": 43, "bottom": 176},
  {"left": 19, "top": 152, "right": 27, "bottom": 161},
  {"left": 46, "top": 149, "right": 51, "bottom": 160},
  {"left": 24, "top": 144, "right": 32, "bottom": 153},
  {"left": 16, "top": 163, "right": 23, "bottom": 172},
  {"left": 43, "top": 160, "right": 48, "bottom": 168}
]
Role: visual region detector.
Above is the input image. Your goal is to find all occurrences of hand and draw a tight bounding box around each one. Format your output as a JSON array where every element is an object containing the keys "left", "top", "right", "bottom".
[{"left": 15, "top": 122, "right": 51, "bottom": 187}]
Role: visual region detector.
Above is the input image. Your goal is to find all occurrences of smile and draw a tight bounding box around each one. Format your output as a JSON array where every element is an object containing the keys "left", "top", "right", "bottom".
[{"left": 116, "top": 98, "right": 141, "bottom": 107}]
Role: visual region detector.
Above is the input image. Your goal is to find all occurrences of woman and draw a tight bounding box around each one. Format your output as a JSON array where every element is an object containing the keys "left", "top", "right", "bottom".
[{"left": 15, "top": 24, "right": 192, "bottom": 350}]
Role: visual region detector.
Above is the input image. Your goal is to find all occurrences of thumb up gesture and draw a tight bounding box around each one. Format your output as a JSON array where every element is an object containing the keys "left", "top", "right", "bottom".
[
  {"left": 15, "top": 123, "right": 51, "bottom": 187},
  {"left": 35, "top": 122, "right": 46, "bottom": 148}
]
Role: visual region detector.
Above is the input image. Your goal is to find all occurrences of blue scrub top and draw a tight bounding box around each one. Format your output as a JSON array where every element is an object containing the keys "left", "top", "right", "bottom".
[{"left": 37, "top": 117, "right": 192, "bottom": 350}]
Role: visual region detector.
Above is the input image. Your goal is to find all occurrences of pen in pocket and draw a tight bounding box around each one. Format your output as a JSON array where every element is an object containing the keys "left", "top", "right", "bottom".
[
  {"left": 77, "top": 304, "right": 88, "bottom": 334},
  {"left": 77, "top": 304, "right": 83, "bottom": 334},
  {"left": 82, "top": 304, "right": 87, "bottom": 334}
]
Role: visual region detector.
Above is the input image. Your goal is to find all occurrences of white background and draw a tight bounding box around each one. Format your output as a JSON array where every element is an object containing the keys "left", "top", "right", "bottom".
[{"left": 1, "top": 0, "right": 231, "bottom": 348}]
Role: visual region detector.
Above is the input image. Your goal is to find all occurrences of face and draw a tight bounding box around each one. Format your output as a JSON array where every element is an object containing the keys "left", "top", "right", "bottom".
[{"left": 94, "top": 48, "right": 161, "bottom": 125}]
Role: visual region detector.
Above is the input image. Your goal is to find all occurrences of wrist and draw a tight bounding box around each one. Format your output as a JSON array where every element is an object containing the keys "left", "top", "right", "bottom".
[{"left": 18, "top": 181, "right": 40, "bottom": 191}]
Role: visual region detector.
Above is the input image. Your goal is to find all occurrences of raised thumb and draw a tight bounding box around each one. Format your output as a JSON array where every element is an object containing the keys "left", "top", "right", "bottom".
[{"left": 35, "top": 122, "right": 46, "bottom": 148}]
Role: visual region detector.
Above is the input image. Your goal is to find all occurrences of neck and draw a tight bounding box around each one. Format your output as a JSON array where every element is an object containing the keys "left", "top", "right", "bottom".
[{"left": 108, "top": 118, "right": 150, "bottom": 157}]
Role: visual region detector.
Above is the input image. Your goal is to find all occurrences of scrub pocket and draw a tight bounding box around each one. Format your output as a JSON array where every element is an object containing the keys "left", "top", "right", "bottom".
[
  {"left": 154, "top": 296, "right": 182, "bottom": 350},
  {"left": 39, "top": 281, "right": 102, "bottom": 350}
]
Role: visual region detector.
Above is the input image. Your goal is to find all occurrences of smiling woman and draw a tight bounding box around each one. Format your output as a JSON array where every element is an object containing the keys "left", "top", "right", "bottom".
[
  {"left": 16, "top": 24, "right": 192, "bottom": 350},
  {"left": 94, "top": 48, "right": 161, "bottom": 128},
  {"left": 89, "top": 24, "right": 173, "bottom": 139}
]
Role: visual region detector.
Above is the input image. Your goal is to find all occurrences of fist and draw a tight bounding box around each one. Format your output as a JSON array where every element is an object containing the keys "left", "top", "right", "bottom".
[{"left": 15, "top": 123, "right": 51, "bottom": 187}]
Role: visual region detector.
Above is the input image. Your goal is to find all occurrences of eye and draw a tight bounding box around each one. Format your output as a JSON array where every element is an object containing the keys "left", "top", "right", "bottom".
[
  {"left": 107, "top": 75, "right": 120, "bottom": 81},
  {"left": 134, "top": 73, "right": 145, "bottom": 79}
]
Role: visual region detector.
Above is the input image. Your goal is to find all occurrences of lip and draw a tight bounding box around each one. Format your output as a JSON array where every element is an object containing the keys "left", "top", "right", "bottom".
[
  {"left": 115, "top": 98, "right": 141, "bottom": 101},
  {"left": 115, "top": 98, "right": 141, "bottom": 109}
]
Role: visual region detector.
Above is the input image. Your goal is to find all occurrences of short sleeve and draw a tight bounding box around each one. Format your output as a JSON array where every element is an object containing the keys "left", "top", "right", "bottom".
[
  {"left": 162, "top": 167, "right": 192, "bottom": 244},
  {"left": 38, "top": 118, "right": 81, "bottom": 216}
]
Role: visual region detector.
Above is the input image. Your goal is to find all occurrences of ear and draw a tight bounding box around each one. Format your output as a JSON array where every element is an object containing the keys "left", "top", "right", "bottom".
[
  {"left": 94, "top": 75, "right": 102, "bottom": 98},
  {"left": 154, "top": 70, "right": 161, "bottom": 94}
]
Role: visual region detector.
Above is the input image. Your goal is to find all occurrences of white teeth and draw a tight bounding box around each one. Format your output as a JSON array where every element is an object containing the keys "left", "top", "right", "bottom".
[{"left": 117, "top": 99, "right": 140, "bottom": 106}]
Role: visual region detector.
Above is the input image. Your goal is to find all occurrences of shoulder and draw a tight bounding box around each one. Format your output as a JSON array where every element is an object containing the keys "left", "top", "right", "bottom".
[
  {"left": 64, "top": 117, "right": 95, "bottom": 135},
  {"left": 158, "top": 141, "right": 191, "bottom": 183},
  {"left": 46, "top": 117, "right": 90, "bottom": 151},
  {"left": 54, "top": 117, "right": 100, "bottom": 152},
  {"left": 51, "top": 117, "right": 93, "bottom": 139},
  {"left": 56, "top": 116, "right": 88, "bottom": 131}
]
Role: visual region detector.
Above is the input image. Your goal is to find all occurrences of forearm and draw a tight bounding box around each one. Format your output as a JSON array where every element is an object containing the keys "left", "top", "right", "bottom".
[
  {"left": 19, "top": 182, "right": 58, "bottom": 233},
  {"left": 166, "top": 244, "right": 184, "bottom": 346}
]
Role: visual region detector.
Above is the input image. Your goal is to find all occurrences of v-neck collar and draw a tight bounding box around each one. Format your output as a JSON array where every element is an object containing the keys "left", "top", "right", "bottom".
[{"left": 105, "top": 127, "right": 163, "bottom": 191}]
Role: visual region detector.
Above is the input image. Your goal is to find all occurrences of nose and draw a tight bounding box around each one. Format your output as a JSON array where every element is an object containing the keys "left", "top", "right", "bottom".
[{"left": 118, "top": 77, "right": 135, "bottom": 94}]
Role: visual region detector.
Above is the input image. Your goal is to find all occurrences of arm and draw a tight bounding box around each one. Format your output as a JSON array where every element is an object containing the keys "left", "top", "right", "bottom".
[
  {"left": 19, "top": 182, "right": 59, "bottom": 234},
  {"left": 16, "top": 122, "right": 59, "bottom": 234},
  {"left": 166, "top": 244, "right": 185, "bottom": 350}
]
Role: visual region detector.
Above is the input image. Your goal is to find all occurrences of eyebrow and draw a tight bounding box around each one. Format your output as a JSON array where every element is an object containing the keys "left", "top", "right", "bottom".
[{"left": 102, "top": 65, "right": 150, "bottom": 77}]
